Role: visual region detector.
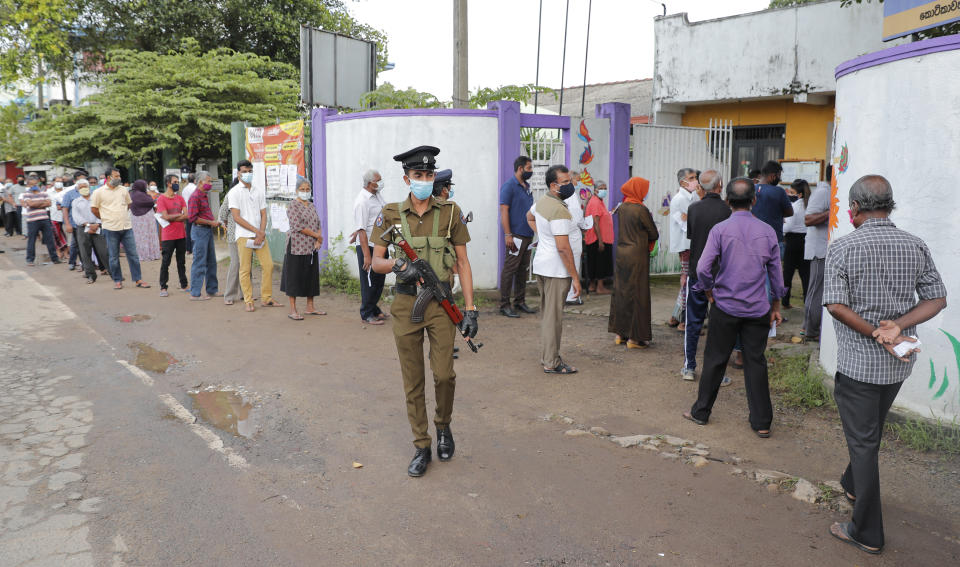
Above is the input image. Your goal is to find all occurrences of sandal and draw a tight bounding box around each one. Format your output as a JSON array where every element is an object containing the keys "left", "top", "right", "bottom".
[
  {"left": 135, "top": 281, "right": 151, "bottom": 288},
  {"left": 614, "top": 335, "right": 625, "bottom": 345},
  {"left": 224, "top": 300, "right": 234, "bottom": 306},
  {"left": 288, "top": 313, "right": 304, "bottom": 321},
  {"left": 190, "top": 295, "right": 211, "bottom": 301},
  {"left": 755, "top": 429, "right": 771, "bottom": 438},
  {"left": 626, "top": 340, "right": 649, "bottom": 349},
  {"left": 114, "top": 282, "right": 123, "bottom": 290},
  {"left": 682, "top": 411, "right": 707, "bottom": 426},
  {"left": 544, "top": 362, "right": 578, "bottom": 374},
  {"left": 262, "top": 300, "right": 284, "bottom": 307},
  {"left": 245, "top": 303, "right": 256, "bottom": 312},
  {"left": 829, "top": 522, "right": 882, "bottom": 555},
  {"left": 304, "top": 310, "right": 327, "bottom": 316}
]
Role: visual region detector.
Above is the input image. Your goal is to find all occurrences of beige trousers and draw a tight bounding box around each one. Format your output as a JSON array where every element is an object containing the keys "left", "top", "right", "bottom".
[{"left": 538, "top": 275, "right": 571, "bottom": 368}]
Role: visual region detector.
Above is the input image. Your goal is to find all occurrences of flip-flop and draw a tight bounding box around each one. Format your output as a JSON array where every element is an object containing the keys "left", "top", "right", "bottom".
[
  {"left": 288, "top": 313, "right": 304, "bottom": 321},
  {"left": 755, "top": 429, "right": 771, "bottom": 438},
  {"left": 682, "top": 411, "right": 707, "bottom": 426},
  {"left": 614, "top": 336, "right": 625, "bottom": 345},
  {"left": 114, "top": 282, "right": 123, "bottom": 290},
  {"left": 829, "top": 522, "right": 882, "bottom": 555},
  {"left": 627, "top": 340, "right": 649, "bottom": 349},
  {"left": 224, "top": 300, "right": 234, "bottom": 306},
  {"left": 135, "top": 281, "right": 151, "bottom": 288},
  {"left": 245, "top": 303, "right": 256, "bottom": 312},
  {"left": 304, "top": 310, "right": 327, "bottom": 316},
  {"left": 262, "top": 300, "right": 283, "bottom": 307},
  {"left": 190, "top": 296, "right": 211, "bottom": 301},
  {"left": 544, "top": 362, "right": 577, "bottom": 374}
]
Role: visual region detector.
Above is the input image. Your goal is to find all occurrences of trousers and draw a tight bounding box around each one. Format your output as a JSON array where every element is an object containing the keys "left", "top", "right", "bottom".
[
  {"left": 103, "top": 228, "right": 142, "bottom": 283},
  {"left": 26, "top": 219, "right": 58, "bottom": 263},
  {"left": 834, "top": 372, "right": 902, "bottom": 549},
  {"left": 691, "top": 303, "right": 773, "bottom": 430},
  {"left": 683, "top": 272, "right": 710, "bottom": 371},
  {"left": 76, "top": 229, "right": 108, "bottom": 281},
  {"left": 160, "top": 238, "right": 188, "bottom": 290},
  {"left": 500, "top": 235, "right": 532, "bottom": 308},
  {"left": 538, "top": 275, "right": 571, "bottom": 368},
  {"left": 803, "top": 258, "right": 826, "bottom": 338},
  {"left": 236, "top": 237, "right": 274, "bottom": 305},
  {"left": 356, "top": 244, "right": 386, "bottom": 320},
  {"left": 189, "top": 225, "right": 218, "bottom": 297},
  {"left": 223, "top": 239, "right": 242, "bottom": 303},
  {"left": 391, "top": 293, "right": 456, "bottom": 449},
  {"left": 782, "top": 233, "right": 809, "bottom": 307}
]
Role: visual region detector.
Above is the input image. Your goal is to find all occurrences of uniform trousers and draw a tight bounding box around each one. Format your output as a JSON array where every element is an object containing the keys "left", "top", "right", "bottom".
[
  {"left": 690, "top": 303, "right": 773, "bottom": 431},
  {"left": 391, "top": 293, "right": 456, "bottom": 449},
  {"left": 500, "top": 235, "right": 532, "bottom": 309},
  {"left": 833, "top": 372, "right": 902, "bottom": 549},
  {"left": 683, "top": 273, "right": 710, "bottom": 371},
  {"left": 236, "top": 237, "right": 274, "bottom": 305},
  {"left": 538, "top": 275, "right": 571, "bottom": 368},
  {"left": 803, "top": 258, "right": 826, "bottom": 338}
]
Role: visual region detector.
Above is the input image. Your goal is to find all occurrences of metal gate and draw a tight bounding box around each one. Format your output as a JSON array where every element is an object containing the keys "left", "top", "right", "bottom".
[
  {"left": 631, "top": 119, "right": 733, "bottom": 274},
  {"left": 521, "top": 130, "right": 565, "bottom": 283}
]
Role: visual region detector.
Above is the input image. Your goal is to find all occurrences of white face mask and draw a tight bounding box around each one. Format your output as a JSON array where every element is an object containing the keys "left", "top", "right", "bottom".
[
  {"left": 297, "top": 190, "right": 312, "bottom": 201},
  {"left": 54, "top": 182, "right": 63, "bottom": 189}
]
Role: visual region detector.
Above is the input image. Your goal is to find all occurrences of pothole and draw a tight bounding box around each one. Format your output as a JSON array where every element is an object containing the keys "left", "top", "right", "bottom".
[
  {"left": 130, "top": 342, "right": 177, "bottom": 373},
  {"left": 115, "top": 314, "right": 152, "bottom": 323},
  {"left": 188, "top": 389, "right": 261, "bottom": 439}
]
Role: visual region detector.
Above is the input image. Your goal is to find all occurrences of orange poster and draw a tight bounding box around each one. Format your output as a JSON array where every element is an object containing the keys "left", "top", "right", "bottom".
[{"left": 245, "top": 120, "right": 305, "bottom": 196}]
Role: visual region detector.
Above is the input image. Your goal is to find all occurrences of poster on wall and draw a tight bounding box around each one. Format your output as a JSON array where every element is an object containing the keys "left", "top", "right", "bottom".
[
  {"left": 568, "top": 118, "right": 610, "bottom": 207},
  {"left": 245, "top": 120, "right": 306, "bottom": 198}
]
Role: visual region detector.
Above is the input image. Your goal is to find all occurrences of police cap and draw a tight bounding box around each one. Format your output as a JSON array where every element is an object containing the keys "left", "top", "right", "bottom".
[
  {"left": 433, "top": 169, "right": 454, "bottom": 188},
  {"left": 392, "top": 145, "right": 440, "bottom": 171}
]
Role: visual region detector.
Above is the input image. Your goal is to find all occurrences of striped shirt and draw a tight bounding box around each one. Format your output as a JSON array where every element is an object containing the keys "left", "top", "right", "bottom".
[
  {"left": 21, "top": 190, "right": 51, "bottom": 222},
  {"left": 187, "top": 189, "right": 213, "bottom": 224},
  {"left": 823, "top": 217, "right": 947, "bottom": 385}
]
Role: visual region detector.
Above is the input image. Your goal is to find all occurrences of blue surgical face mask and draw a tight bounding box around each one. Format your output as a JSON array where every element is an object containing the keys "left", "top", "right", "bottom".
[
  {"left": 597, "top": 189, "right": 608, "bottom": 199},
  {"left": 240, "top": 172, "right": 253, "bottom": 184},
  {"left": 447, "top": 188, "right": 455, "bottom": 200},
  {"left": 409, "top": 178, "right": 434, "bottom": 200}
]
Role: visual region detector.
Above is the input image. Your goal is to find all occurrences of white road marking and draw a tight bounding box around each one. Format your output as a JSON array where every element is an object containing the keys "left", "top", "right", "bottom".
[
  {"left": 116, "top": 360, "right": 154, "bottom": 386},
  {"left": 157, "top": 394, "right": 249, "bottom": 470}
]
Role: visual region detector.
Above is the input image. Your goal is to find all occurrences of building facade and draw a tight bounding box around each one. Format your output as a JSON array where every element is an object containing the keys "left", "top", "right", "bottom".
[{"left": 652, "top": 0, "right": 905, "bottom": 180}]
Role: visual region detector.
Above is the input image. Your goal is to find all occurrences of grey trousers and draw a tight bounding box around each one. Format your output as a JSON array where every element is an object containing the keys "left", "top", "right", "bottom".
[
  {"left": 223, "top": 240, "right": 241, "bottom": 302},
  {"left": 538, "top": 275, "right": 571, "bottom": 368},
  {"left": 803, "top": 257, "right": 825, "bottom": 338}
]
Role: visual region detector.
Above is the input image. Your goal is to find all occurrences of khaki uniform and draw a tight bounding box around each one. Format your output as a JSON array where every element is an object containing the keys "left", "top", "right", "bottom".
[{"left": 372, "top": 196, "right": 471, "bottom": 448}]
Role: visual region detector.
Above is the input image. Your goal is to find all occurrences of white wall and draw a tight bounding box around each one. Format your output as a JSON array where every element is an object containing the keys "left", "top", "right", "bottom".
[
  {"left": 652, "top": 0, "right": 902, "bottom": 119},
  {"left": 324, "top": 114, "right": 501, "bottom": 289},
  {"left": 822, "top": 47, "right": 960, "bottom": 421}
]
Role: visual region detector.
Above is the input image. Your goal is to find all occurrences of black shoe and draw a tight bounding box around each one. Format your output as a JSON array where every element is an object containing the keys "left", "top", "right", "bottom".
[
  {"left": 565, "top": 298, "right": 583, "bottom": 306},
  {"left": 407, "top": 447, "right": 432, "bottom": 477},
  {"left": 436, "top": 426, "right": 455, "bottom": 461},
  {"left": 453, "top": 346, "right": 460, "bottom": 353},
  {"left": 514, "top": 303, "right": 538, "bottom": 314},
  {"left": 500, "top": 307, "right": 520, "bottom": 318},
  {"left": 51, "top": 259, "right": 62, "bottom": 264}
]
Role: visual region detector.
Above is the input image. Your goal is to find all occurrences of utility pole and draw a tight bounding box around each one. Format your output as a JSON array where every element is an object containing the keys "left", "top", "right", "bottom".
[{"left": 453, "top": 0, "right": 469, "bottom": 108}]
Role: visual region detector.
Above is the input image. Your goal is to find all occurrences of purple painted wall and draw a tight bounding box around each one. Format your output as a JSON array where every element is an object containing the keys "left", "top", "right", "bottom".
[
  {"left": 596, "top": 102, "right": 631, "bottom": 263},
  {"left": 836, "top": 33, "right": 960, "bottom": 79},
  {"left": 489, "top": 100, "right": 522, "bottom": 285}
]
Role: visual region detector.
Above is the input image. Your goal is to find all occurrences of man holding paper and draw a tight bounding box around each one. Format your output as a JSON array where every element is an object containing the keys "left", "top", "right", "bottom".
[
  {"left": 230, "top": 159, "right": 281, "bottom": 312},
  {"left": 156, "top": 174, "right": 189, "bottom": 297},
  {"left": 498, "top": 155, "right": 537, "bottom": 318}
]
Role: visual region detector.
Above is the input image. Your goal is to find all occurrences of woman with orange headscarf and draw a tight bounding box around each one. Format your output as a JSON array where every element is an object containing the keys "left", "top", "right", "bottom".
[{"left": 608, "top": 177, "right": 659, "bottom": 348}]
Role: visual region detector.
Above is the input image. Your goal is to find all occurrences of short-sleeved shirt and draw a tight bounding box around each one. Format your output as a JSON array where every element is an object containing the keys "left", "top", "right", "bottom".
[
  {"left": 353, "top": 188, "right": 386, "bottom": 241},
  {"left": 370, "top": 196, "right": 470, "bottom": 250},
  {"left": 228, "top": 183, "right": 266, "bottom": 241},
  {"left": 531, "top": 194, "right": 574, "bottom": 279},
  {"left": 90, "top": 185, "right": 133, "bottom": 231},
  {"left": 49, "top": 190, "right": 65, "bottom": 222},
  {"left": 686, "top": 193, "right": 731, "bottom": 277},
  {"left": 60, "top": 188, "right": 81, "bottom": 227},
  {"left": 499, "top": 176, "right": 534, "bottom": 238},
  {"left": 783, "top": 198, "right": 806, "bottom": 234},
  {"left": 583, "top": 196, "right": 613, "bottom": 245},
  {"left": 187, "top": 189, "right": 214, "bottom": 224},
  {"left": 752, "top": 183, "right": 792, "bottom": 242},
  {"left": 823, "top": 217, "right": 947, "bottom": 385},
  {"left": 22, "top": 190, "right": 51, "bottom": 222},
  {"left": 669, "top": 188, "right": 697, "bottom": 253},
  {"left": 804, "top": 183, "right": 831, "bottom": 260},
  {"left": 156, "top": 194, "right": 187, "bottom": 241},
  {"left": 218, "top": 196, "right": 237, "bottom": 242},
  {"left": 285, "top": 199, "right": 322, "bottom": 255}
]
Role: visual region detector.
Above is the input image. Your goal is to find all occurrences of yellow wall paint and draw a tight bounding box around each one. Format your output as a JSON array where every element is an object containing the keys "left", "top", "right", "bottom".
[{"left": 682, "top": 100, "right": 835, "bottom": 161}]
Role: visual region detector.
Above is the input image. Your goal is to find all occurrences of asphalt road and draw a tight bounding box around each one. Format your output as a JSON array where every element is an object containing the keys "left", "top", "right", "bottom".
[{"left": 1, "top": 249, "right": 957, "bottom": 566}]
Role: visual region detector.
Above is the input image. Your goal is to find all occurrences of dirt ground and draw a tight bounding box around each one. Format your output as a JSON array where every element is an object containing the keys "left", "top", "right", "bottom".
[{"left": 2, "top": 239, "right": 958, "bottom": 566}]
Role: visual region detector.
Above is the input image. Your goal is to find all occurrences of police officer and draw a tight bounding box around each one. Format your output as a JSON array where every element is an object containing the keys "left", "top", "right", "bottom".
[
  {"left": 370, "top": 146, "right": 479, "bottom": 477},
  {"left": 433, "top": 168, "right": 454, "bottom": 201}
]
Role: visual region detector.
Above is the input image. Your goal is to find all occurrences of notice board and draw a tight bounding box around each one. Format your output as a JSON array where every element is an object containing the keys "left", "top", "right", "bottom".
[{"left": 245, "top": 120, "right": 306, "bottom": 197}]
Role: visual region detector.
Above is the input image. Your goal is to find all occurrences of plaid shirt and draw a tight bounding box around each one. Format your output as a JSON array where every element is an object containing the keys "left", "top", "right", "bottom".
[
  {"left": 187, "top": 189, "right": 214, "bottom": 224},
  {"left": 823, "top": 217, "right": 947, "bottom": 384}
]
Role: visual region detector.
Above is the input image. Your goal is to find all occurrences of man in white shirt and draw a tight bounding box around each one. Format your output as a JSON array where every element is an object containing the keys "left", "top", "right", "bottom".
[
  {"left": 528, "top": 165, "right": 581, "bottom": 375},
  {"left": 181, "top": 173, "right": 197, "bottom": 253},
  {"left": 563, "top": 172, "right": 593, "bottom": 306},
  {"left": 802, "top": 178, "right": 832, "bottom": 341},
  {"left": 669, "top": 167, "right": 700, "bottom": 330},
  {"left": 351, "top": 169, "right": 387, "bottom": 325},
  {"left": 229, "top": 160, "right": 280, "bottom": 311}
]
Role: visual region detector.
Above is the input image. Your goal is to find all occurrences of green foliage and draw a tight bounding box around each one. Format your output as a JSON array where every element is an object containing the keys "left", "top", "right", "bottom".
[
  {"left": 886, "top": 417, "right": 960, "bottom": 454},
  {"left": 359, "top": 82, "right": 444, "bottom": 111},
  {"left": 0, "top": 0, "right": 78, "bottom": 88},
  {"left": 0, "top": 101, "right": 34, "bottom": 162},
  {"left": 470, "top": 84, "right": 554, "bottom": 109},
  {"left": 319, "top": 234, "right": 361, "bottom": 297},
  {"left": 72, "top": 0, "right": 388, "bottom": 72},
  {"left": 769, "top": 354, "right": 835, "bottom": 411},
  {"left": 18, "top": 39, "right": 299, "bottom": 167}
]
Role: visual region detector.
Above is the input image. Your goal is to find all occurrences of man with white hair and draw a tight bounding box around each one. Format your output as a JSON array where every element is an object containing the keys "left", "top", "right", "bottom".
[
  {"left": 352, "top": 169, "right": 387, "bottom": 325},
  {"left": 669, "top": 167, "right": 700, "bottom": 330}
]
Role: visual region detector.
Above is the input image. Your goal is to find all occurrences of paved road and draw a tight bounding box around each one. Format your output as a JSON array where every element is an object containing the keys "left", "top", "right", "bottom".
[{"left": 1, "top": 252, "right": 957, "bottom": 566}]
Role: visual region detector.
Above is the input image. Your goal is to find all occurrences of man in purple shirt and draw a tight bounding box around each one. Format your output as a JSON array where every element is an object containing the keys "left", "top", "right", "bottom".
[{"left": 683, "top": 177, "right": 784, "bottom": 437}]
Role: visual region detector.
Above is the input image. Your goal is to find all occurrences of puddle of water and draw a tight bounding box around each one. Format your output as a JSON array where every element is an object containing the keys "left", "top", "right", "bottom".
[
  {"left": 130, "top": 342, "right": 177, "bottom": 373},
  {"left": 188, "top": 390, "right": 260, "bottom": 439},
  {"left": 116, "top": 314, "right": 152, "bottom": 323}
]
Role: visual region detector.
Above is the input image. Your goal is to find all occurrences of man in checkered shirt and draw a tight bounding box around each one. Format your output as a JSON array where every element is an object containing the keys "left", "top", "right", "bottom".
[{"left": 823, "top": 174, "right": 947, "bottom": 555}]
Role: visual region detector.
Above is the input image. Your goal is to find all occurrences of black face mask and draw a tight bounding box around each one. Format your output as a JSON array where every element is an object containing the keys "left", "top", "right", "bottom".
[
  {"left": 788, "top": 194, "right": 799, "bottom": 202},
  {"left": 556, "top": 183, "right": 576, "bottom": 200},
  {"left": 521, "top": 170, "right": 533, "bottom": 181},
  {"left": 171, "top": 183, "right": 180, "bottom": 192}
]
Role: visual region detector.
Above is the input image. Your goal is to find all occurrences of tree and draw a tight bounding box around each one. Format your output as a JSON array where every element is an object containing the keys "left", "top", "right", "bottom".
[
  {"left": 18, "top": 39, "right": 300, "bottom": 167},
  {"left": 0, "top": 0, "right": 79, "bottom": 104},
  {"left": 0, "top": 100, "right": 34, "bottom": 162},
  {"left": 358, "top": 83, "right": 554, "bottom": 111},
  {"left": 470, "top": 84, "right": 554, "bottom": 109}
]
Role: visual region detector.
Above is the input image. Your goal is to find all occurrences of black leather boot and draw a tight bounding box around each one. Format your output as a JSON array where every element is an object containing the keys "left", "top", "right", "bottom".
[
  {"left": 436, "top": 426, "right": 455, "bottom": 461},
  {"left": 407, "top": 447, "right": 431, "bottom": 477}
]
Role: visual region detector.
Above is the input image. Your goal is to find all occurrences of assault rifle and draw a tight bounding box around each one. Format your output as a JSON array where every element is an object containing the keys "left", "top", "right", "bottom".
[{"left": 384, "top": 226, "right": 482, "bottom": 353}]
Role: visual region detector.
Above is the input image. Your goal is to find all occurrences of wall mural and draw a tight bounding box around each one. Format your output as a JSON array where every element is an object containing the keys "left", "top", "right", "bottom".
[
  {"left": 929, "top": 329, "right": 960, "bottom": 403},
  {"left": 577, "top": 120, "right": 596, "bottom": 199}
]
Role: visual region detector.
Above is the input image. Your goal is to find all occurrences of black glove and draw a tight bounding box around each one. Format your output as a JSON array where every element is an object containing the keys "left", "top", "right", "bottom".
[
  {"left": 392, "top": 257, "right": 422, "bottom": 284},
  {"left": 458, "top": 309, "right": 479, "bottom": 338}
]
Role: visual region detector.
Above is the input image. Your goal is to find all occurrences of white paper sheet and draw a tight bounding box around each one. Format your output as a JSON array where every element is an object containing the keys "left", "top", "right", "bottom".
[
  {"left": 508, "top": 236, "right": 522, "bottom": 256},
  {"left": 269, "top": 203, "right": 289, "bottom": 233},
  {"left": 252, "top": 162, "right": 267, "bottom": 194},
  {"left": 286, "top": 166, "right": 299, "bottom": 194},
  {"left": 245, "top": 239, "right": 265, "bottom": 249},
  {"left": 266, "top": 165, "right": 281, "bottom": 193},
  {"left": 154, "top": 212, "right": 170, "bottom": 228}
]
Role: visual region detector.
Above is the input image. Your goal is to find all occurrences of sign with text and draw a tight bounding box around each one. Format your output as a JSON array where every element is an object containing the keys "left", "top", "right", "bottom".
[
  {"left": 883, "top": 0, "right": 960, "bottom": 41},
  {"left": 245, "top": 120, "right": 305, "bottom": 197}
]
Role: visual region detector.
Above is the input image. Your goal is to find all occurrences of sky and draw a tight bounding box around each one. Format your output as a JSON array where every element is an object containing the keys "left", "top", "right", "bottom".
[{"left": 346, "top": 0, "right": 771, "bottom": 100}]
